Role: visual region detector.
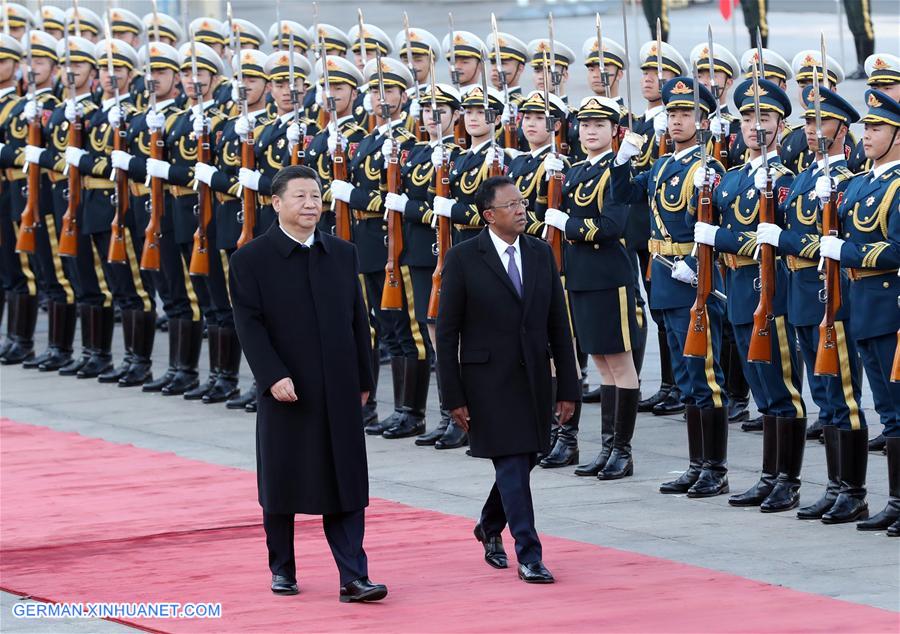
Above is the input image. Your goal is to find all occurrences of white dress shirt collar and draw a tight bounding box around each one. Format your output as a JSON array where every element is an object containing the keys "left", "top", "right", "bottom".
[
  {"left": 0, "top": 86, "right": 15, "bottom": 99},
  {"left": 644, "top": 104, "right": 664, "bottom": 120},
  {"left": 530, "top": 143, "right": 552, "bottom": 158},
  {"left": 872, "top": 159, "right": 900, "bottom": 179},
  {"left": 279, "top": 226, "right": 315, "bottom": 248},
  {"left": 487, "top": 227, "right": 523, "bottom": 283},
  {"left": 589, "top": 149, "right": 613, "bottom": 165},
  {"left": 673, "top": 144, "right": 699, "bottom": 160}
]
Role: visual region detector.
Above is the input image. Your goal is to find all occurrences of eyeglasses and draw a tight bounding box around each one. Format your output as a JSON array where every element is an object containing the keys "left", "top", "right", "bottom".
[{"left": 490, "top": 198, "right": 529, "bottom": 211}]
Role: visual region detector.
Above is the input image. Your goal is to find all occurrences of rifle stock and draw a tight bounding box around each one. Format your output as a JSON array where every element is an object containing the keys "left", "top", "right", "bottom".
[
  {"left": 15, "top": 119, "right": 42, "bottom": 254},
  {"left": 59, "top": 112, "right": 82, "bottom": 256},
  {"left": 891, "top": 329, "right": 900, "bottom": 383},
  {"left": 683, "top": 179, "right": 713, "bottom": 358},
  {"left": 427, "top": 155, "right": 451, "bottom": 320},
  {"left": 380, "top": 143, "right": 404, "bottom": 310},
  {"left": 188, "top": 126, "right": 213, "bottom": 276},
  {"left": 236, "top": 128, "right": 257, "bottom": 249},
  {"left": 331, "top": 140, "right": 351, "bottom": 241},
  {"left": 712, "top": 135, "right": 729, "bottom": 169},
  {"left": 747, "top": 178, "right": 775, "bottom": 363},
  {"left": 107, "top": 120, "right": 129, "bottom": 264},
  {"left": 813, "top": 196, "right": 842, "bottom": 376},
  {"left": 141, "top": 128, "right": 164, "bottom": 270},
  {"left": 502, "top": 121, "right": 517, "bottom": 149},
  {"left": 545, "top": 169, "right": 563, "bottom": 270}
]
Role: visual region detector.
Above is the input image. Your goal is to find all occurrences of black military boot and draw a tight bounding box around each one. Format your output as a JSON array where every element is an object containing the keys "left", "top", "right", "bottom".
[
  {"left": 161, "top": 319, "right": 202, "bottom": 396},
  {"left": 806, "top": 416, "right": 826, "bottom": 441},
  {"left": 798, "top": 425, "right": 841, "bottom": 520},
  {"left": 761, "top": 417, "right": 807, "bottom": 513},
  {"left": 23, "top": 298, "right": 60, "bottom": 369},
  {"left": 185, "top": 324, "right": 218, "bottom": 400},
  {"left": 822, "top": 428, "right": 869, "bottom": 524},
  {"left": 143, "top": 320, "right": 177, "bottom": 392},
  {"left": 227, "top": 381, "right": 257, "bottom": 408},
  {"left": 660, "top": 405, "right": 704, "bottom": 493},
  {"left": 0, "top": 293, "right": 38, "bottom": 365},
  {"left": 541, "top": 402, "right": 581, "bottom": 468},
  {"left": 119, "top": 311, "right": 155, "bottom": 387},
  {"left": 598, "top": 387, "right": 639, "bottom": 480},
  {"left": 37, "top": 301, "right": 77, "bottom": 371},
  {"left": 742, "top": 415, "right": 764, "bottom": 432},
  {"left": 98, "top": 309, "right": 135, "bottom": 383},
  {"left": 857, "top": 436, "right": 900, "bottom": 531},
  {"left": 59, "top": 304, "right": 92, "bottom": 376},
  {"left": 0, "top": 291, "right": 14, "bottom": 358},
  {"left": 366, "top": 356, "right": 405, "bottom": 435},
  {"left": 417, "top": 365, "right": 449, "bottom": 445},
  {"left": 575, "top": 385, "right": 616, "bottom": 476},
  {"left": 639, "top": 329, "right": 673, "bottom": 412},
  {"left": 77, "top": 306, "right": 114, "bottom": 378},
  {"left": 728, "top": 415, "right": 777, "bottom": 506},
  {"left": 204, "top": 326, "right": 241, "bottom": 403},
  {"left": 383, "top": 359, "right": 429, "bottom": 439},
  {"left": 868, "top": 433, "right": 886, "bottom": 453},
  {"left": 687, "top": 407, "right": 729, "bottom": 498}
]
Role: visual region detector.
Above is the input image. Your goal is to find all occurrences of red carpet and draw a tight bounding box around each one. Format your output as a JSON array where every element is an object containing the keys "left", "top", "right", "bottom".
[{"left": 1, "top": 418, "right": 897, "bottom": 633}]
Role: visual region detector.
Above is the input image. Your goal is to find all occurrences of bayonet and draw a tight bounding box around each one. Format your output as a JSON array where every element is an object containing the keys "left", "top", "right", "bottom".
[
  {"left": 548, "top": 13, "right": 559, "bottom": 95},
  {"left": 73, "top": 0, "right": 81, "bottom": 38},
  {"left": 596, "top": 13, "right": 609, "bottom": 97},
  {"left": 448, "top": 12, "right": 459, "bottom": 87},
  {"left": 275, "top": 0, "right": 282, "bottom": 51},
  {"left": 374, "top": 44, "right": 389, "bottom": 122},
  {"left": 755, "top": 27, "right": 765, "bottom": 78},
  {"left": 655, "top": 17, "right": 663, "bottom": 87},
  {"left": 357, "top": 9, "right": 368, "bottom": 67},
  {"left": 621, "top": 0, "right": 634, "bottom": 130},
  {"left": 706, "top": 25, "right": 722, "bottom": 132},
  {"left": 2, "top": 0, "right": 9, "bottom": 37},
  {"left": 150, "top": 0, "right": 160, "bottom": 42}
]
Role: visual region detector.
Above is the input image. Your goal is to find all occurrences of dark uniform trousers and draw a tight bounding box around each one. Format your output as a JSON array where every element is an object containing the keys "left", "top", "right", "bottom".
[
  {"left": 0, "top": 182, "right": 35, "bottom": 297},
  {"left": 479, "top": 453, "right": 542, "bottom": 565},
  {"left": 642, "top": 0, "right": 669, "bottom": 42},
  {"left": 740, "top": 0, "right": 769, "bottom": 47},
  {"left": 842, "top": 0, "right": 875, "bottom": 67},
  {"left": 163, "top": 193, "right": 206, "bottom": 322},
  {"left": 20, "top": 177, "right": 75, "bottom": 306}
]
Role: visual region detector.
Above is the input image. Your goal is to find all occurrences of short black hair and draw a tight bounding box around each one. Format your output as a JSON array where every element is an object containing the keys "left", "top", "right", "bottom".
[
  {"left": 271, "top": 165, "right": 322, "bottom": 198},
  {"left": 475, "top": 176, "right": 515, "bottom": 214}
]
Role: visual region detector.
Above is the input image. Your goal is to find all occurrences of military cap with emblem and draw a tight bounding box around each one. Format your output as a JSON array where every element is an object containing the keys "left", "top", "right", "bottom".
[
  {"left": 140, "top": 41, "right": 180, "bottom": 73},
  {"left": 189, "top": 18, "right": 226, "bottom": 48},
  {"left": 792, "top": 50, "right": 844, "bottom": 85},
  {"left": 441, "top": 30, "right": 486, "bottom": 60},
  {"left": 264, "top": 50, "right": 311, "bottom": 82},
  {"left": 316, "top": 55, "right": 364, "bottom": 87},
  {"left": 639, "top": 40, "right": 687, "bottom": 76},
  {"left": 395, "top": 27, "right": 441, "bottom": 59},
  {"left": 690, "top": 42, "right": 739, "bottom": 79},
  {"left": 662, "top": 77, "right": 716, "bottom": 114},
  {"left": 860, "top": 89, "right": 900, "bottom": 127},
  {"left": 739, "top": 48, "right": 792, "bottom": 82},
  {"left": 22, "top": 29, "right": 58, "bottom": 61},
  {"left": 55, "top": 35, "right": 96, "bottom": 67},
  {"left": 232, "top": 49, "right": 268, "bottom": 81},
  {"left": 65, "top": 6, "right": 101, "bottom": 37},
  {"left": 96, "top": 38, "right": 140, "bottom": 71},
  {"left": 233, "top": 18, "right": 265, "bottom": 50},
  {"left": 460, "top": 84, "right": 504, "bottom": 112},
  {"left": 349, "top": 23, "right": 393, "bottom": 56},
  {"left": 576, "top": 95, "right": 621, "bottom": 121},
  {"left": 39, "top": 5, "right": 65, "bottom": 33},
  {"left": 582, "top": 36, "right": 626, "bottom": 69},
  {"left": 800, "top": 84, "right": 859, "bottom": 123},
  {"left": 142, "top": 12, "right": 183, "bottom": 45},
  {"left": 311, "top": 23, "right": 350, "bottom": 54},
  {"left": 178, "top": 41, "right": 225, "bottom": 76},
  {"left": 269, "top": 21, "right": 310, "bottom": 53},
  {"left": 418, "top": 82, "right": 461, "bottom": 109},
  {"left": 363, "top": 57, "right": 412, "bottom": 90},
  {"left": 519, "top": 89, "right": 567, "bottom": 119},
  {"left": 733, "top": 77, "right": 792, "bottom": 118},
  {"left": 4, "top": 3, "right": 35, "bottom": 29},
  {"left": 109, "top": 8, "right": 144, "bottom": 39},
  {"left": 486, "top": 32, "right": 527, "bottom": 65},
  {"left": 865, "top": 54, "right": 900, "bottom": 87},
  {"left": 0, "top": 33, "right": 23, "bottom": 61},
  {"left": 528, "top": 38, "right": 576, "bottom": 69}
]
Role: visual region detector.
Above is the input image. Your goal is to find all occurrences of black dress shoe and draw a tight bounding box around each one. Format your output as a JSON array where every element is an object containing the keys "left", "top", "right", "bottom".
[
  {"left": 868, "top": 433, "right": 886, "bottom": 453},
  {"left": 473, "top": 524, "right": 508, "bottom": 569},
  {"left": 806, "top": 417, "right": 825, "bottom": 441},
  {"left": 435, "top": 420, "right": 468, "bottom": 449},
  {"left": 741, "top": 416, "right": 764, "bottom": 432},
  {"left": 727, "top": 397, "right": 749, "bottom": 423},
  {"left": 382, "top": 415, "right": 426, "bottom": 439},
  {"left": 652, "top": 386, "right": 685, "bottom": 416},
  {"left": 638, "top": 383, "right": 671, "bottom": 413},
  {"left": 517, "top": 561, "right": 554, "bottom": 584},
  {"left": 271, "top": 574, "right": 299, "bottom": 595},
  {"left": 415, "top": 415, "right": 450, "bottom": 446},
  {"left": 582, "top": 385, "right": 604, "bottom": 403},
  {"left": 339, "top": 577, "right": 388, "bottom": 603}
]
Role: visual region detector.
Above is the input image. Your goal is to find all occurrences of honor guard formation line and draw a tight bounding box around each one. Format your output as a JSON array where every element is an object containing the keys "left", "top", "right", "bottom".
[{"left": 0, "top": 0, "right": 898, "bottom": 538}]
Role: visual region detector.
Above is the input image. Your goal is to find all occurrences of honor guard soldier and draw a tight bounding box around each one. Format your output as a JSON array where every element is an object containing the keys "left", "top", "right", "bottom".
[
  {"left": 0, "top": 34, "right": 22, "bottom": 358},
  {"left": 348, "top": 21, "right": 393, "bottom": 129},
  {"left": 2, "top": 3, "right": 34, "bottom": 41},
  {"left": 694, "top": 77, "right": 809, "bottom": 512},
  {"left": 232, "top": 19, "right": 265, "bottom": 51},
  {"left": 39, "top": 5, "right": 65, "bottom": 40},
  {"left": 542, "top": 96, "right": 642, "bottom": 476},
  {"left": 141, "top": 11, "right": 182, "bottom": 47},
  {"left": 486, "top": 31, "right": 527, "bottom": 110},
  {"left": 441, "top": 30, "right": 486, "bottom": 92},
  {"left": 0, "top": 29, "right": 60, "bottom": 366},
  {"left": 110, "top": 40, "right": 183, "bottom": 388},
  {"left": 819, "top": 90, "right": 900, "bottom": 528},
  {"left": 268, "top": 22, "right": 311, "bottom": 119},
  {"left": 849, "top": 54, "right": 900, "bottom": 173},
  {"left": 582, "top": 35, "right": 627, "bottom": 107},
  {"left": 612, "top": 76, "right": 730, "bottom": 499},
  {"left": 395, "top": 25, "right": 441, "bottom": 141},
  {"left": 309, "top": 23, "right": 350, "bottom": 58},
  {"left": 755, "top": 86, "right": 866, "bottom": 520},
  {"left": 107, "top": 8, "right": 146, "bottom": 106},
  {"left": 65, "top": 7, "right": 101, "bottom": 43},
  {"left": 781, "top": 51, "right": 854, "bottom": 175},
  {"left": 380, "top": 83, "right": 462, "bottom": 441},
  {"left": 304, "top": 55, "right": 366, "bottom": 235},
  {"left": 189, "top": 19, "right": 230, "bottom": 107},
  {"left": 632, "top": 39, "right": 688, "bottom": 417},
  {"left": 733, "top": 48, "right": 793, "bottom": 168},
  {"left": 329, "top": 56, "right": 417, "bottom": 434},
  {"left": 527, "top": 38, "right": 579, "bottom": 160}
]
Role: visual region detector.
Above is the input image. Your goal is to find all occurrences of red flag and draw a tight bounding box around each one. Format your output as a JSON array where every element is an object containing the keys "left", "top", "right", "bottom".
[{"left": 719, "top": 0, "right": 738, "bottom": 20}]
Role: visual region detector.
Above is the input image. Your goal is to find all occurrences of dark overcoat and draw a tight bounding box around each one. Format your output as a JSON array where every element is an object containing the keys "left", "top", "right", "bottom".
[
  {"left": 435, "top": 229, "right": 581, "bottom": 458},
  {"left": 230, "top": 224, "right": 374, "bottom": 515}
]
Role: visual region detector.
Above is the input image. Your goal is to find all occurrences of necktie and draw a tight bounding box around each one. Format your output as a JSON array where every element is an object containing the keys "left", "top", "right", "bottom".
[{"left": 506, "top": 245, "right": 522, "bottom": 297}]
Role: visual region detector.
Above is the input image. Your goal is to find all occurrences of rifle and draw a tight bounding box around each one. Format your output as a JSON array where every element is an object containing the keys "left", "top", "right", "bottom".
[
  {"left": 447, "top": 12, "right": 468, "bottom": 149},
  {"left": 892, "top": 293, "right": 900, "bottom": 383},
  {"left": 287, "top": 31, "right": 304, "bottom": 165},
  {"left": 707, "top": 26, "right": 729, "bottom": 169},
  {"left": 58, "top": 18, "right": 81, "bottom": 257},
  {"left": 377, "top": 47, "right": 404, "bottom": 311},
  {"left": 358, "top": 9, "right": 375, "bottom": 133},
  {"left": 683, "top": 62, "right": 714, "bottom": 359},
  {"left": 747, "top": 62, "right": 775, "bottom": 363},
  {"left": 541, "top": 56, "right": 563, "bottom": 270},
  {"left": 402, "top": 12, "right": 426, "bottom": 142},
  {"left": 547, "top": 13, "right": 568, "bottom": 157},
  {"left": 427, "top": 54, "right": 450, "bottom": 320},
  {"left": 106, "top": 17, "right": 129, "bottom": 264},
  {"left": 596, "top": 13, "right": 618, "bottom": 152},
  {"left": 813, "top": 33, "right": 841, "bottom": 377},
  {"left": 653, "top": 254, "right": 727, "bottom": 301},
  {"left": 188, "top": 28, "right": 213, "bottom": 276},
  {"left": 479, "top": 49, "right": 502, "bottom": 178},
  {"left": 655, "top": 18, "right": 671, "bottom": 158},
  {"left": 15, "top": 21, "right": 39, "bottom": 254},
  {"left": 318, "top": 26, "right": 351, "bottom": 241},
  {"left": 140, "top": 0, "right": 164, "bottom": 271},
  {"left": 311, "top": 2, "right": 329, "bottom": 130},
  {"left": 231, "top": 4, "right": 256, "bottom": 249},
  {"left": 621, "top": 0, "right": 637, "bottom": 136},
  {"left": 491, "top": 13, "right": 517, "bottom": 149}
]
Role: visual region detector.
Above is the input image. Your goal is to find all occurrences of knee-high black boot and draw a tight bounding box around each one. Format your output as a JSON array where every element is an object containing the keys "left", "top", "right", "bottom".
[
  {"left": 761, "top": 417, "right": 807, "bottom": 512},
  {"left": 728, "top": 415, "right": 777, "bottom": 506},
  {"left": 184, "top": 324, "right": 219, "bottom": 400},
  {"left": 383, "top": 359, "right": 429, "bottom": 439},
  {"left": 119, "top": 310, "right": 155, "bottom": 386},
  {"left": 417, "top": 363, "right": 450, "bottom": 446},
  {"left": 77, "top": 306, "right": 114, "bottom": 378},
  {"left": 59, "top": 304, "right": 92, "bottom": 376},
  {"left": 37, "top": 301, "right": 77, "bottom": 371},
  {"left": 98, "top": 309, "right": 135, "bottom": 382},
  {"left": 822, "top": 428, "right": 869, "bottom": 524},
  {"left": 660, "top": 405, "right": 704, "bottom": 493},
  {"left": 639, "top": 328, "right": 672, "bottom": 412},
  {"left": 367, "top": 356, "right": 405, "bottom": 434},
  {"left": 857, "top": 436, "right": 900, "bottom": 530},
  {"left": 575, "top": 385, "right": 616, "bottom": 476},
  {"left": 161, "top": 318, "right": 202, "bottom": 395},
  {"left": 687, "top": 407, "right": 730, "bottom": 498},
  {"left": 540, "top": 401, "right": 581, "bottom": 468},
  {"left": 0, "top": 293, "right": 38, "bottom": 365},
  {"left": 798, "top": 425, "right": 841, "bottom": 519},
  {"left": 204, "top": 326, "right": 241, "bottom": 403},
  {"left": 597, "top": 387, "right": 640, "bottom": 480}
]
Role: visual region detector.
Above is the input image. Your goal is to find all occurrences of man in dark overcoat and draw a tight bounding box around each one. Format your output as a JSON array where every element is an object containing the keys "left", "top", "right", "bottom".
[
  {"left": 435, "top": 176, "right": 581, "bottom": 584},
  {"left": 230, "top": 165, "right": 387, "bottom": 603}
]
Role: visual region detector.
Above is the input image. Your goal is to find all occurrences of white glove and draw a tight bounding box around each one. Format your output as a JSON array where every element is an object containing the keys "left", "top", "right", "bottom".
[
  {"left": 409, "top": 98, "right": 421, "bottom": 120},
  {"left": 327, "top": 129, "right": 348, "bottom": 155},
  {"left": 692, "top": 166, "right": 716, "bottom": 190},
  {"left": 544, "top": 208, "right": 569, "bottom": 232},
  {"left": 753, "top": 166, "right": 775, "bottom": 191},
  {"left": 108, "top": 107, "right": 122, "bottom": 128},
  {"left": 671, "top": 259, "right": 696, "bottom": 284},
  {"left": 24, "top": 99, "right": 38, "bottom": 122},
  {"left": 384, "top": 192, "right": 408, "bottom": 213},
  {"left": 694, "top": 221, "right": 719, "bottom": 246},
  {"left": 820, "top": 235, "right": 845, "bottom": 261},
  {"left": 238, "top": 168, "right": 261, "bottom": 192},
  {"left": 709, "top": 115, "right": 726, "bottom": 137},
  {"left": 193, "top": 162, "right": 217, "bottom": 186},
  {"left": 330, "top": 179, "right": 354, "bottom": 203},
  {"left": 23, "top": 145, "right": 43, "bottom": 165},
  {"left": 64, "top": 146, "right": 87, "bottom": 167},
  {"left": 814, "top": 175, "right": 833, "bottom": 202},
  {"left": 145, "top": 158, "right": 171, "bottom": 180},
  {"left": 485, "top": 144, "right": 504, "bottom": 169},
  {"left": 614, "top": 137, "right": 641, "bottom": 166},
  {"left": 234, "top": 115, "right": 251, "bottom": 139},
  {"left": 110, "top": 150, "right": 133, "bottom": 171},
  {"left": 363, "top": 93, "right": 373, "bottom": 115},
  {"left": 653, "top": 110, "right": 668, "bottom": 138},
  {"left": 191, "top": 107, "right": 208, "bottom": 136},
  {"left": 433, "top": 196, "right": 454, "bottom": 218},
  {"left": 500, "top": 105, "right": 512, "bottom": 125},
  {"left": 315, "top": 85, "right": 324, "bottom": 108},
  {"left": 543, "top": 154, "right": 564, "bottom": 179},
  {"left": 756, "top": 222, "right": 783, "bottom": 247},
  {"left": 146, "top": 110, "right": 166, "bottom": 132},
  {"left": 231, "top": 83, "right": 240, "bottom": 103},
  {"left": 430, "top": 145, "right": 445, "bottom": 169},
  {"left": 381, "top": 138, "right": 395, "bottom": 159},
  {"left": 286, "top": 122, "right": 301, "bottom": 146}
]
